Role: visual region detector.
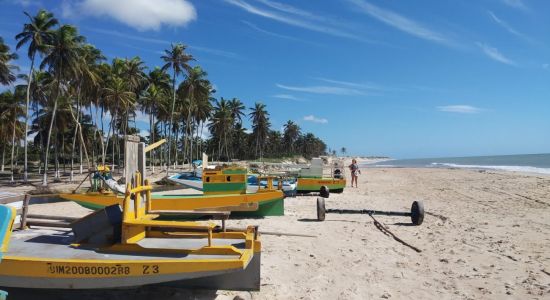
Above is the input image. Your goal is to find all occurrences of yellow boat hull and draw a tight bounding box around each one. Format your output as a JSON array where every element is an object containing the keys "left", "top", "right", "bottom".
[
  {"left": 296, "top": 178, "right": 346, "bottom": 193},
  {"left": 59, "top": 190, "right": 285, "bottom": 216}
]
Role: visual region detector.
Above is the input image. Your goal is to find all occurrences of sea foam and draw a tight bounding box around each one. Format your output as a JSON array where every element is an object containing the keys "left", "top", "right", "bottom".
[{"left": 430, "top": 163, "right": 550, "bottom": 175}]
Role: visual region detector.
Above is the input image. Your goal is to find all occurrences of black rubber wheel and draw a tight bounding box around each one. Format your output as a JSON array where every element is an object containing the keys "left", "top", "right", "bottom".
[
  {"left": 320, "top": 185, "right": 330, "bottom": 198},
  {"left": 411, "top": 201, "right": 424, "bottom": 226},
  {"left": 317, "top": 197, "right": 326, "bottom": 221}
]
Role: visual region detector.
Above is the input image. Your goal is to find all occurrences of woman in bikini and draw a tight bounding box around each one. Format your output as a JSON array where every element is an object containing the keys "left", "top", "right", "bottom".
[{"left": 349, "top": 159, "right": 360, "bottom": 188}]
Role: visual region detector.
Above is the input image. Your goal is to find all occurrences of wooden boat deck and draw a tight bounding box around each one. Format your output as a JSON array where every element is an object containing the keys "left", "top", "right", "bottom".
[{"left": 6, "top": 228, "right": 244, "bottom": 261}]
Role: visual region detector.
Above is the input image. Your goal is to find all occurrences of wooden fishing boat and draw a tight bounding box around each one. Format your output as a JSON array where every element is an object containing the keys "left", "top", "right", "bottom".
[
  {"left": 169, "top": 171, "right": 297, "bottom": 197},
  {"left": 61, "top": 166, "right": 284, "bottom": 216},
  {"left": 296, "top": 177, "right": 346, "bottom": 193},
  {"left": 296, "top": 158, "right": 346, "bottom": 194},
  {"left": 0, "top": 180, "right": 262, "bottom": 294}
]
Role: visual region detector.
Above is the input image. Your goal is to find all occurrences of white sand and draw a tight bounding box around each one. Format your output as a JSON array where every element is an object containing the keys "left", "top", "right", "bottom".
[{"left": 5, "top": 166, "right": 550, "bottom": 299}]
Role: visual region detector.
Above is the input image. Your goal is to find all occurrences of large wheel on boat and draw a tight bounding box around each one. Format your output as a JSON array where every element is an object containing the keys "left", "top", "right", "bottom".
[
  {"left": 411, "top": 201, "right": 424, "bottom": 226},
  {"left": 317, "top": 197, "right": 326, "bottom": 221},
  {"left": 320, "top": 185, "right": 330, "bottom": 198}
]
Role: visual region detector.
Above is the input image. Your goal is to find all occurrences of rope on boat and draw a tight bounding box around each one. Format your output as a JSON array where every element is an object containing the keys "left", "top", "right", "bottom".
[{"left": 368, "top": 214, "right": 422, "bottom": 253}]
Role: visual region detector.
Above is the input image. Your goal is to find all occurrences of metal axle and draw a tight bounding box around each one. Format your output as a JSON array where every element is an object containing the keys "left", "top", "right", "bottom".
[
  {"left": 325, "top": 209, "right": 411, "bottom": 217},
  {"left": 317, "top": 198, "right": 425, "bottom": 225}
]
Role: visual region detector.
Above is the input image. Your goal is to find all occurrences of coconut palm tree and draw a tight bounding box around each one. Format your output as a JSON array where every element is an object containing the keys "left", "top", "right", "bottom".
[
  {"left": 161, "top": 43, "right": 194, "bottom": 174},
  {"left": 141, "top": 67, "right": 170, "bottom": 171},
  {"left": 208, "top": 98, "right": 232, "bottom": 160},
  {"left": 193, "top": 86, "right": 213, "bottom": 159},
  {"left": 16, "top": 9, "right": 58, "bottom": 182},
  {"left": 102, "top": 76, "right": 135, "bottom": 169},
  {"left": 178, "top": 66, "right": 210, "bottom": 162},
  {"left": 39, "top": 24, "right": 83, "bottom": 186},
  {"left": 249, "top": 102, "right": 271, "bottom": 159},
  {"left": 0, "top": 90, "right": 24, "bottom": 182},
  {"left": 141, "top": 83, "right": 167, "bottom": 172},
  {"left": 0, "top": 37, "right": 18, "bottom": 86},
  {"left": 283, "top": 120, "right": 300, "bottom": 155}
]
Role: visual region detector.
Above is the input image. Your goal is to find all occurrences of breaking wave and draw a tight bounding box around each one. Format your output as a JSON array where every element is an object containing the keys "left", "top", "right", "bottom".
[{"left": 430, "top": 163, "right": 550, "bottom": 175}]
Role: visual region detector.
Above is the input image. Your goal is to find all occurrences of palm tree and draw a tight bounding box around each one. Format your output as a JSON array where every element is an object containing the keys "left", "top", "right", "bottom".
[
  {"left": 249, "top": 102, "right": 271, "bottom": 159},
  {"left": 178, "top": 66, "right": 210, "bottom": 162},
  {"left": 102, "top": 77, "right": 135, "bottom": 169},
  {"left": 0, "top": 37, "right": 19, "bottom": 86},
  {"left": 283, "top": 120, "right": 300, "bottom": 155},
  {"left": 341, "top": 147, "right": 346, "bottom": 157},
  {"left": 16, "top": 9, "right": 58, "bottom": 182},
  {"left": 161, "top": 43, "right": 194, "bottom": 174},
  {"left": 141, "top": 67, "right": 170, "bottom": 172},
  {"left": 141, "top": 83, "right": 167, "bottom": 172},
  {"left": 208, "top": 98, "right": 232, "bottom": 160},
  {"left": 39, "top": 24, "right": 83, "bottom": 186},
  {"left": 0, "top": 90, "right": 24, "bottom": 182}
]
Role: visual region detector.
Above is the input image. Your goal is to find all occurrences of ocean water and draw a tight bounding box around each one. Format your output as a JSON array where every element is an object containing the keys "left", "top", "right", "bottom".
[{"left": 367, "top": 153, "right": 550, "bottom": 175}]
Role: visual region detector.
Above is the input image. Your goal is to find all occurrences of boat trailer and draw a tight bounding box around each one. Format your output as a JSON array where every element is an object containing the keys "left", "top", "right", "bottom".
[{"left": 316, "top": 197, "right": 425, "bottom": 226}]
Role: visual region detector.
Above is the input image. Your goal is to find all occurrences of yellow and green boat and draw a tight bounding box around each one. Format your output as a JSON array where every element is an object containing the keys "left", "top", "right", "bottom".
[
  {"left": 296, "top": 177, "right": 346, "bottom": 194},
  {"left": 0, "top": 181, "right": 262, "bottom": 294},
  {"left": 60, "top": 166, "right": 284, "bottom": 216},
  {"left": 295, "top": 158, "right": 346, "bottom": 194}
]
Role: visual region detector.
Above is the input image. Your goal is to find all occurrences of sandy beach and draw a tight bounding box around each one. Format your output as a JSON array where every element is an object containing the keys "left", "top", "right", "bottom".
[{"left": 5, "top": 163, "right": 547, "bottom": 299}]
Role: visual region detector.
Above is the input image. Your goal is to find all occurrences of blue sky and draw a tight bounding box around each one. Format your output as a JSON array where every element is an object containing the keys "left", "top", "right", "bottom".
[{"left": 1, "top": 0, "right": 549, "bottom": 158}]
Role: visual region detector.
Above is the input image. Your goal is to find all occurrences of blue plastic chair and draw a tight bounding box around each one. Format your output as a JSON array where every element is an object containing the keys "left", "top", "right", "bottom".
[
  {"left": 0, "top": 204, "right": 15, "bottom": 262},
  {"left": 0, "top": 204, "right": 14, "bottom": 300}
]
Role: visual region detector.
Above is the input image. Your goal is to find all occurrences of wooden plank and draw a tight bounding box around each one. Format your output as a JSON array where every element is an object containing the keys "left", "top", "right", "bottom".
[
  {"left": 20, "top": 194, "right": 30, "bottom": 230},
  {"left": 26, "top": 220, "right": 72, "bottom": 228},
  {"left": 26, "top": 214, "right": 79, "bottom": 222},
  {"left": 149, "top": 210, "right": 230, "bottom": 217},
  {"left": 0, "top": 192, "right": 25, "bottom": 204},
  {"left": 144, "top": 139, "right": 166, "bottom": 152}
]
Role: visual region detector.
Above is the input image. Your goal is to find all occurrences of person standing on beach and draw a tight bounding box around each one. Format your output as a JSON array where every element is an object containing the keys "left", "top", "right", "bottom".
[{"left": 349, "top": 159, "right": 360, "bottom": 188}]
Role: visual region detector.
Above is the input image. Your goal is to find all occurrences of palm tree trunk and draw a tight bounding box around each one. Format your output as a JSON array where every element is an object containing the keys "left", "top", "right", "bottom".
[
  {"left": 42, "top": 89, "right": 60, "bottom": 186},
  {"left": 1, "top": 145, "right": 5, "bottom": 172},
  {"left": 149, "top": 111, "right": 154, "bottom": 173},
  {"left": 10, "top": 116, "right": 16, "bottom": 183},
  {"left": 166, "top": 70, "right": 176, "bottom": 176},
  {"left": 54, "top": 130, "right": 59, "bottom": 180},
  {"left": 23, "top": 56, "right": 35, "bottom": 182},
  {"left": 62, "top": 135, "right": 66, "bottom": 174}
]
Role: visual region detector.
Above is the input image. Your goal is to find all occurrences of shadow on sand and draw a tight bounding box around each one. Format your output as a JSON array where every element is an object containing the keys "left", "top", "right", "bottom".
[{"left": 3, "top": 286, "right": 220, "bottom": 300}]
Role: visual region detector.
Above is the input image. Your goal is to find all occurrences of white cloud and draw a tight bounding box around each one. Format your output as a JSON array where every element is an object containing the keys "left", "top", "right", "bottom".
[
  {"left": 303, "top": 115, "right": 328, "bottom": 124},
  {"left": 83, "top": 28, "right": 238, "bottom": 59},
  {"left": 134, "top": 111, "right": 150, "bottom": 124},
  {"left": 476, "top": 42, "right": 516, "bottom": 66},
  {"left": 139, "top": 129, "right": 150, "bottom": 138},
  {"left": 67, "top": 0, "right": 197, "bottom": 31},
  {"left": 488, "top": 11, "right": 529, "bottom": 41},
  {"left": 13, "top": 0, "right": 41, "bottom": 7},
  {"left": 313, "top": 77, "right": 382, "bottom": 91},
  {"left": 272, "top": 94, "right": 304, "bottom": 101},
  {"left": 348, "top": 0, "right": 453, "bottom": 47},
  {"left": 256, "top": 0, "right": 317, "bottom": 19},
  {"left": 501, "top": 0, "right": 528, "bottom": 11},
  {"left": 188, "top": 46, "right": 239, "bottom": 60},
  {"left": 223, "top": 0, "right": 372, "bottom": 42},
  {"left": 437, "top": 105, "right": 482, "bottom": 114},
  {"left": 276, "top": 83, "right": 366, "bottom": 96}
]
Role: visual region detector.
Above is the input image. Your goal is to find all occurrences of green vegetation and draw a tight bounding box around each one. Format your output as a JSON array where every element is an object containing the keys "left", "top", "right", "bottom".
[{"left": 0, "top": 10, "right": 328, "bottom": 185}]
